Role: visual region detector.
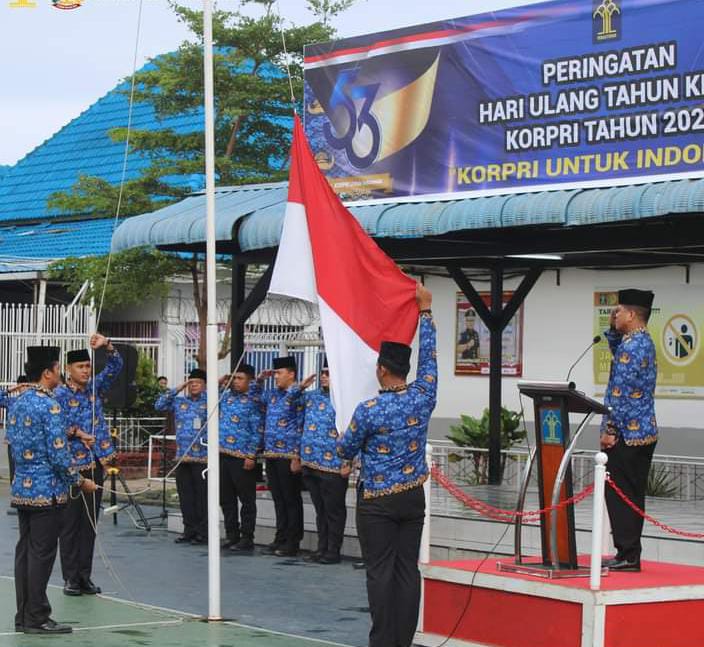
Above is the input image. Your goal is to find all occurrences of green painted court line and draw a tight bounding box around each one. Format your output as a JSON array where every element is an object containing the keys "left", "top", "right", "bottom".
[{"left": 0, "top": 576, "right": 358, "bottom": 647}]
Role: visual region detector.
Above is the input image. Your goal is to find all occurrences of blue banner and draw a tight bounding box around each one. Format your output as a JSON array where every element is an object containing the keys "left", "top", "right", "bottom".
[{"left": 303, "top": 0, "right": 704, "bottom": 200}]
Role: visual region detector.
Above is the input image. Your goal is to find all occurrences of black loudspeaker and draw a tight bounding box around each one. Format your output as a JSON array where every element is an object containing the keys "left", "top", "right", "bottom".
[{"left": 93, "top": 343, "right": 138, "bottom": 409}]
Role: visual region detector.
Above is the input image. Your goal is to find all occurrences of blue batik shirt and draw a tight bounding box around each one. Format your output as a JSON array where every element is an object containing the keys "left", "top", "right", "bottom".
[
  {"left": 338, "top": 313, "right": 438, "bottom": 499},
  {"left": 155, "top": 389, "right": 208, "bottom": 462},
  {"left": 301, "top": 389, "right": 342, "bottom": 474},
  {"left": 7, "top": 386, "right": 80, "bottom": 508},
  {"left": 219, "top": 387, "right": 263, "bottom": 459},
  {"left": 601, "top": 328, "right": 658, "bottom": 446},
  {"left": 55, "top": 349, "right": 123, "bottom": 470},
  {"left": 261, "top": 384, "right": 304, "bottom": 460}
]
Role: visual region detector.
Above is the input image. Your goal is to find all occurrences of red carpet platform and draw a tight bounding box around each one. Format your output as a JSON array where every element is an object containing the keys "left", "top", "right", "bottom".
[{"left": 416, "top": 558, "right": 704, "bottom": 647}]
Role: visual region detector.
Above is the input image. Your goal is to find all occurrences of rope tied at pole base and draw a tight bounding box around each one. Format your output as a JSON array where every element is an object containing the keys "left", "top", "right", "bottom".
[
  {"left": 606, "top": 475, "right": 704, "bottom": 539},
  {"left": 430, "top": 464, "right": 594, "bottom": 522}
]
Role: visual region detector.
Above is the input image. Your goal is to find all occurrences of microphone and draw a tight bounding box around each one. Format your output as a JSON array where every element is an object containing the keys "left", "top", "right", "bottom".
[{"left": 566, "top": 335, "right": 601, "bottom": 383}]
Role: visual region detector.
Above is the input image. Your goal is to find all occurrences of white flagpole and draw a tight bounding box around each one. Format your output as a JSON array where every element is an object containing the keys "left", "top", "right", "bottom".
[{"left": 203, "top": 0, "right": 221, "bottom": 621}]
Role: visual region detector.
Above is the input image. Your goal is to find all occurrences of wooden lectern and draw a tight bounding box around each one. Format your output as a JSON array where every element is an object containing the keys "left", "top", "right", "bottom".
[{"left": 498, "top": 381, "right": 609, "bottom": 578}]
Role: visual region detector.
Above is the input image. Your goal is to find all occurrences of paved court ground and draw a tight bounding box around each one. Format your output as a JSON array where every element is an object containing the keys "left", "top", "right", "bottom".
[
  {"left": 0, "top": 479, "right": 370, "bottom": 647},
  {"left": 0, "top": 578, "right": 356, "bottom": 646}
]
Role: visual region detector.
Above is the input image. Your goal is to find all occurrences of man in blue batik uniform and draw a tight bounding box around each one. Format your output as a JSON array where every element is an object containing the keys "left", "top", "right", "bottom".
[
  {"left": 9, "top": 346, "right": 97, "bottom": 635},
  {"left": 1, "top": 375, "right": 30, "bottom": 486},
  {"left": 155, "top": 368, "right": 208, "bottom": 544},
  {"left": 56, "top": 334, "right": 123, "bottom": 596},
  {"left": 338, "top": 283, "right": 436, "bottom": 647},
  {"left": 601, "top": 288, "right": 657, "bottom": 572},
  {"left": 257, "top": 358, "right": 314, "bottom": 557},
  {"left": 301, "top": 361, "right": 348, "bottom": 564},
  {"left": 218, "top": 363, "right": 262, "bottom": 553}
]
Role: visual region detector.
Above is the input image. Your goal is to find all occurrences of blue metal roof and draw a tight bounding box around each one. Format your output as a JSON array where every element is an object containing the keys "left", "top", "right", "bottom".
[
  {"left": 0, "top": 219, "right": 120, "bottom": 269},
  {"left": 0, "top": 68, "right": 205, "bottom": 225},
  {"left": 111, "top": 178, "right": 704, "bottom": 254}
]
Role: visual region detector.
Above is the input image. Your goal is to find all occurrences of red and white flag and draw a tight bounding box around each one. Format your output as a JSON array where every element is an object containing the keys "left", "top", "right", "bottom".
[{"left": 269, "top": 115, "right": 418, "bottom": 431}]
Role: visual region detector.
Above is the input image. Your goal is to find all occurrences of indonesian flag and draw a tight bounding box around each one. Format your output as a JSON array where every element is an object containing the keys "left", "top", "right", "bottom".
[{"left": 269, "top": 115, "right": 418, "bottom": 431}]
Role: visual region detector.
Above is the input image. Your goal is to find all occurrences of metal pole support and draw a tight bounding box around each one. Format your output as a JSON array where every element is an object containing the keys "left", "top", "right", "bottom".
[
  {"left": 417, "top": 443, "right": 433, "bottom": 635},
  {"left": 590, "top": 452, "right": 609, "bottom": 591}
]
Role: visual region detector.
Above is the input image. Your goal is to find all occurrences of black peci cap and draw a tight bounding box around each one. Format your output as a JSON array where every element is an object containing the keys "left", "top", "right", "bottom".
[
  {"left": 66, "top": 349, "right": 90, "bottom": 364},
  {"left": 188, "top": 368, "right": 207, "bottom": 382},
  {"left": 618, "top": 289, "right": 654, "bottom": 310},
  {"left": 273, "top": 356, "right": 297, "bottom": 371}
]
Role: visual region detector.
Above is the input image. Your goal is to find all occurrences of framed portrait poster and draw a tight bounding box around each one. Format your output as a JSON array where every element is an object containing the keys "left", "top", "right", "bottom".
[{"left": 455, "top": 292, "right": 524, "bottom": 376}]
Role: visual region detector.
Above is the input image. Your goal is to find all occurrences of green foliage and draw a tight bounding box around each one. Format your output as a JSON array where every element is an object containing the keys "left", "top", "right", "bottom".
[
  {"left": 646, "top": 464, "right": 678, "bottom": 498},
  {"left": 131, "top": 352, "right": 163, "bottom": 416},
  {"left": 48, "top": 247, "right": 188, "bottom": 311},
  {"left": 47, "top": 1, "right": 357, "bottom": 217},
  {"left": 446, "top": 407, "right": 526, "bottom": 484},
  {"left": 447, "top": 408, "right": 525, "bottom": 450}
]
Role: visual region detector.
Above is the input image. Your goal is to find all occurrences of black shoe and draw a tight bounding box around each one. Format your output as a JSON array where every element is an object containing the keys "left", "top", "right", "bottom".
[
  {"left": 608, "top": 559, "right": 641, "bottom": 572},
  {"left": 222, "top": 536, "right": 240, "bottom": 549},
  {"left": 304, "top": 551, "right": 324, "bottom": 563},
  {"left": 274, "top": 545, "right": 299, "bottom": 558},
  {"left": 25, "top": 620, "right": 72, "bottom": 634},
  {"left": 14, "top": 624, "right": 23, "bottom": 633},
  {"left": 602, "top": 556, "right": 623, "bottom": 567},
  {"left": 261, "top": 541, "right": 283, "bottom": 555},
  {"left": 63, "top": 581, "right": 82, "bottom": 596},
  {"left": 80, "top": 578, "right": 101, "bottom": 595},
  {"left": 230, "top": 539, "right": 254, "bottom": 553},
  {"left": 353, "top": 561, "right": 366, "bottom": 570},
  {"left": 319, "top": 553, "right": 341, "bottom": 565},
  {"left": 174, "top": 534, "right": 195, "bottom": 544},
  {"left": 190, "top": 534, "right": 208, "bottom": 545}
]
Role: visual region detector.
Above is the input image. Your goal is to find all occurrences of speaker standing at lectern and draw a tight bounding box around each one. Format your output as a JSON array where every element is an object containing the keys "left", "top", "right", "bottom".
[
  {"left": 600, "top": 289, "right": 657, "bottom": 573},
  {"left": 56, "top": 334, "right": 123, "bottom": 596}
]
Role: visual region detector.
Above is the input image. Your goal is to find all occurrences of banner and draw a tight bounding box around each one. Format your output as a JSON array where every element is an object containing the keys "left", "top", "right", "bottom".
[
  {"left": 593, "top": 290, "right": 704, "bottom": 398},
  {"left": 455, "top": 292, "right": 523, "bottom": 376},
  {"left": 304, "top": 0, "right": 704, "bottom": 200}
]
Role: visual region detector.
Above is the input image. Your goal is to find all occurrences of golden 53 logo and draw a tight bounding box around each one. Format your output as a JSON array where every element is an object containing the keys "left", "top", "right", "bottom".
[
  {"left": 320, "top": 55, "right": 439, "bottom": 170},
  {"left": 8, "top": 0, "right": 83, "bottom": 7}
]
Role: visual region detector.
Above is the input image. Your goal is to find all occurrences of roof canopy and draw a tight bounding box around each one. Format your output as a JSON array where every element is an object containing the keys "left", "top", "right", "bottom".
[{"left": 111, "top": 178, "right": 704, "bottom": 270}]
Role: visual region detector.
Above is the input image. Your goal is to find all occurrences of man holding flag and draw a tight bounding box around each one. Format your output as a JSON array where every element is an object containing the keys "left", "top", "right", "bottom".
[{"left": 269, "top": 114, "right": 434, "bottom": 647}]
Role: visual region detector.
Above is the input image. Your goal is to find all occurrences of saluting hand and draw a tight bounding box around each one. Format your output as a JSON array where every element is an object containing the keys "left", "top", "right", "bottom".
[
  {"left": 90, "top": 333, "right": 113, "bottom": 351},
  {"left": 300, "top": 374, "right": 316, "bottom": 390},
  {"left": 416, "top": 282, "right": 432, "bottom": 310}
]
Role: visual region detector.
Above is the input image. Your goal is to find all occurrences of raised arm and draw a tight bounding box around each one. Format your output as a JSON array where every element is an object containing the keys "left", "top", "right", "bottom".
[{"left": 90, "top": 334, "right": 124, "bottom": 396}]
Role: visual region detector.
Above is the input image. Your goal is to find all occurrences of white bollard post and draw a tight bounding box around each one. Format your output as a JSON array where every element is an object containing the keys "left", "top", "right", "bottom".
[
  {"left": 590, "top": 452, "right": 609, "bottom": 591},
  {"left": 417, "top": 443, "right": 433, "bottom": 635}
]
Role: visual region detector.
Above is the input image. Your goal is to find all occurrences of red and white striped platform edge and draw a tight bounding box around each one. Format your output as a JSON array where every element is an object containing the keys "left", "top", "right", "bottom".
[{"left": 416, "top": 557, "right": 704, "bottom": 647}]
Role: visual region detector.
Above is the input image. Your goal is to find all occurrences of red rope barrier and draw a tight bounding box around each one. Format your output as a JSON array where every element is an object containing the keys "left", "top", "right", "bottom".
[
  {"left": 606, "top": 476, "right": 704, "bottom": 540},
  {"left": 430, "top": 464, "right": 594, "bottom": 522}
]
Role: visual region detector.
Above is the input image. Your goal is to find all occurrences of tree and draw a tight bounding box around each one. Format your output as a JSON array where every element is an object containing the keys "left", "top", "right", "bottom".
[
  {"left": 48, "top": 247, "right": 188, "bottom": 310},
  {"left": 47, "top": 1, "right": 356, "bottom": 367}
]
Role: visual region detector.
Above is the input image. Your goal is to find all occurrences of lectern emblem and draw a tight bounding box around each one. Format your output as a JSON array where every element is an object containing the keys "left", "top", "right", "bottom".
[{"left": 540, "top": 408, "right": 563, "bottom": 445}]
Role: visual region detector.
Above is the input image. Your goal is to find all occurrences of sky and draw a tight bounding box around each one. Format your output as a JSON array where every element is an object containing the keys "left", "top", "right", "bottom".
[{"left": 0, "top": 0, "right": 539, "bottom": 166}]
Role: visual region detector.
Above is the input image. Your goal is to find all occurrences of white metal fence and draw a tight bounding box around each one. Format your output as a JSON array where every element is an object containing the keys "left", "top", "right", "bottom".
[
  {"left": 431, "top": 440, "right": 704, "bottom": 501},
  {"left": 0, "top": 303, "right": 92, "bottom": 389}
]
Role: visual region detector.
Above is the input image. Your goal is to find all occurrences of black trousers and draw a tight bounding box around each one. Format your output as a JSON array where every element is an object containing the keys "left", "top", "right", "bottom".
[
  {"left": 357, "top": 485, "right": 425, "bottom": 647},
  {"left": 605, "top": 439, "right": 656, "bottom": 562},
  {"left": 60, "top": 463, "right": 104, "bottom": 584},
  {"left": 265, "top": 458, "right": 303, "bottom": 548},
  {"left": 176, "top": 462, "right": 207, "bottom": 538},
  {"left": 303, "top": 467, "right": 348, "bottom": 556},
  {"left": 15, "top": 506, "right": 63, "bottom": 629},
  {"left": 220, "top": 455, "right": 257, "bottom": 541}
]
